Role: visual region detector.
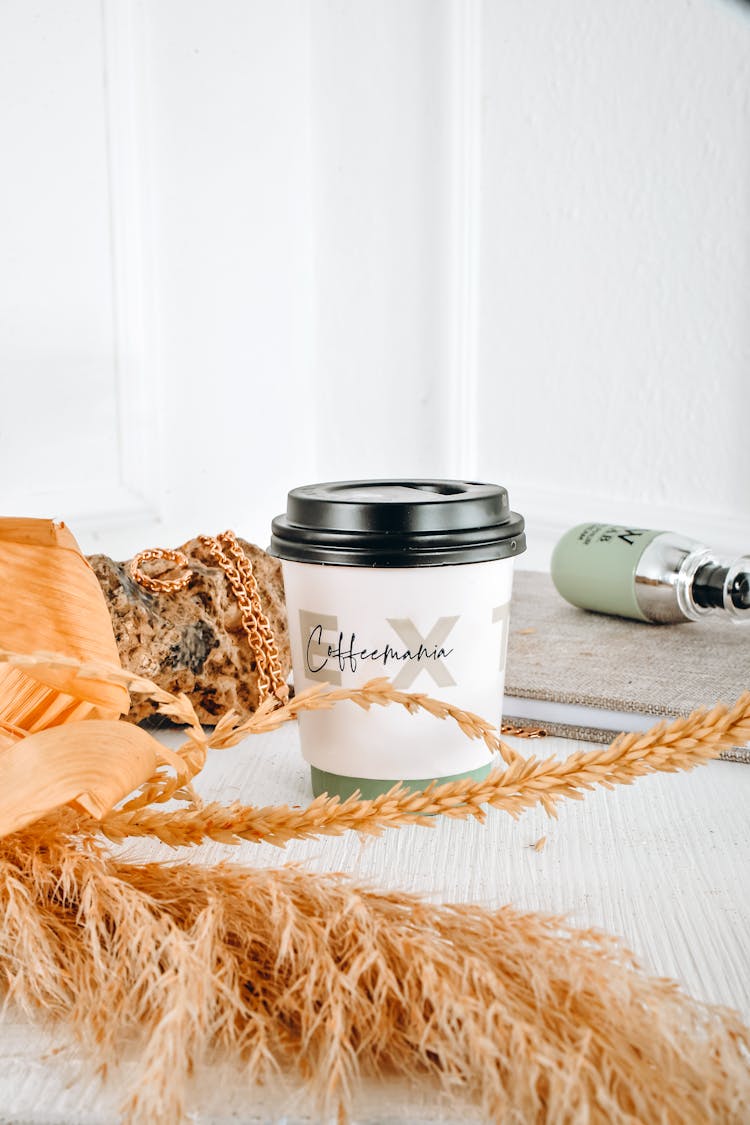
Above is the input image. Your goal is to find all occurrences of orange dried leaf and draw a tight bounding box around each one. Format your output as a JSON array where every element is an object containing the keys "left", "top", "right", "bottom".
[
  {"left": 0, "top": 518, "right": 128, "bottom": 734},
  {"left": 0, "top": 721, "right": 171, "bottom": 838}
]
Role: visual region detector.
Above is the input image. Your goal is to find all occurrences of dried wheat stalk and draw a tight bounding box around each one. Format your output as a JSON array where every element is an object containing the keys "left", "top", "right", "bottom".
[
  {"left": 96, "top": 688, "right": 750, "bottom": 848},
  {"left": 1, "top": 648, "right": 748, "bottom": 850},
  {"left": 1, "top": 828, "right": 748, "bottom": 1125}
]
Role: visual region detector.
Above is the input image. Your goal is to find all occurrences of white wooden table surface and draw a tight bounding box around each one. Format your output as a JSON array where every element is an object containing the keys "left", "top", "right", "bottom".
[{"left": 1, "top": 724, "right": 749, "bottom": 1123}]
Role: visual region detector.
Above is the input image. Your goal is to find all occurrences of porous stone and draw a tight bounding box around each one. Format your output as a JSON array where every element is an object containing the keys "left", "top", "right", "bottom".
[{"left": 88, "top": 537, "right": 290, "bottom": 724}]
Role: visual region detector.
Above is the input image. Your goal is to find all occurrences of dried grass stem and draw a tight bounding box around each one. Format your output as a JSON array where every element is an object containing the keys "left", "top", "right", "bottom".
[{"left": 1, "top": 649, "right": 747, "bottom": 850}]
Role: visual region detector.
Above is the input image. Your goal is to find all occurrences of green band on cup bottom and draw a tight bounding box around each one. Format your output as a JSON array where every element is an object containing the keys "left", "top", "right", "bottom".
[{"left": 310, "top": 762, "right": 492, "bottom": 803}]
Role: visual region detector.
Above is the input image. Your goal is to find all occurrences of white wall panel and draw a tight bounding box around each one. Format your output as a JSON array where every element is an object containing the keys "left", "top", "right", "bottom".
[
  {"left": 0, "top": 0, "right": 128, "bottom": 518},
  {"left": 125, "top": 0, "right": 316, "bottom": 553},
  {"left": 477, "top": 0, "right": 750, "bottom": 566},
  {"left": 310, "top": 0, "right": 453, "bottom": 483},
  {"left": 2, "top": 0, "right": 749, "bottom": 570}
]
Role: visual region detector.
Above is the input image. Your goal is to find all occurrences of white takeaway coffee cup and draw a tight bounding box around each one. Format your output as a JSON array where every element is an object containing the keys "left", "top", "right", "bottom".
[{"left": 269, "top": 480, "right": 526, "bottom": 801}]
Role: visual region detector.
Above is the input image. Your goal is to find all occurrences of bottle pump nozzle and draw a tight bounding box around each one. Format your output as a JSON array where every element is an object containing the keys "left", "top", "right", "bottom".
[{"left": 693, "top": 562, "right": 750, "bottom": 614}]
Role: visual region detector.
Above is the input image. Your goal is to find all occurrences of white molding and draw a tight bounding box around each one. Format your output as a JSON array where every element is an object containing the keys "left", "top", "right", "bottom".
[
  {"left": 509, "top": 484, "right": 750, "bottom": 572},
  {"left": 2, "top": 482, "right": 159, "bottom": 527},
  {"left": 446, "top": 0, "right": 482, "bottom": 479},
  {"left": 100, "top": 0, "right": 160, "bottom": 526}
]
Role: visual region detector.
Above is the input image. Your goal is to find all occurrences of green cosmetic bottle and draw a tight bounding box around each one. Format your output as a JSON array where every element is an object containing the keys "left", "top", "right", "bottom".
[{"left": 551, "top": 523, "right": 750, "bottom": 624}]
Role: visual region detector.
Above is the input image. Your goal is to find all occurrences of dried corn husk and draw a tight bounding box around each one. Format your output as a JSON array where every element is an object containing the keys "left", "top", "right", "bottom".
[
  {"left": 0, "top": 720, "right": 182, "bottom": 837},
  {"left": 0, "top": 518, "right": 128, "bottom": 742},
  {"left": 0, "top": 519, "right": 163, "bottom": 828}
]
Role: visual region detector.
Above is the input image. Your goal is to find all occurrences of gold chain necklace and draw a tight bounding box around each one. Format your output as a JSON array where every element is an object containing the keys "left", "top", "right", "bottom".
[{"left": 130, "top": 531, "right": 288, "bottom": 704}]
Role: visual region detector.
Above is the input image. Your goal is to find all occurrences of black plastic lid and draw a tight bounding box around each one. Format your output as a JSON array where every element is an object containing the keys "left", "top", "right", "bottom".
[{"left": 270, "top": 479, "right": 526, "bottom": 567}]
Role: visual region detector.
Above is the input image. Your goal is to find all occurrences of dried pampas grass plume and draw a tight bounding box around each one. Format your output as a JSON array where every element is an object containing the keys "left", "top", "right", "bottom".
[
  {"left": 1, "top": 647, "right": 749, "bottom": 1122},
  {"left": 1, "top": 830, "right": 749, "bottom": 1125}
]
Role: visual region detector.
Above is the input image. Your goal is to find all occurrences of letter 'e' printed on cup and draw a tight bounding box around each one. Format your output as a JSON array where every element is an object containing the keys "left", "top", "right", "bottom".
[{"left": 270, "top": 480, "right": 526, "bottom": 801}]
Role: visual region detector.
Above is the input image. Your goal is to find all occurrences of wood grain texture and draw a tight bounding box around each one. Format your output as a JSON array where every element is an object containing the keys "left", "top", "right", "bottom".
[{"left": 1, "top": 724, "right": 748, "bottom": 1122}]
